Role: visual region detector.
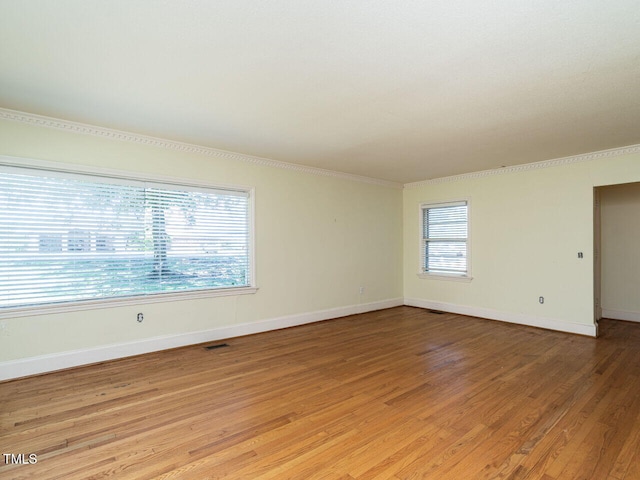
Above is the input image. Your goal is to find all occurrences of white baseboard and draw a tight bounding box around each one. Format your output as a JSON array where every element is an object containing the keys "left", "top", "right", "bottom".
[
  {"left": 602, "top": 308, "right": 640, "bottom": 323},
  {"left": 0, "top": 298, "right": 403, "bottom": 382},
  {"left": 2, "top": 296, "right": 601, "bottom": 381},
  {"left": 404, "top": 298, "right": 598, "bottom": 337}
]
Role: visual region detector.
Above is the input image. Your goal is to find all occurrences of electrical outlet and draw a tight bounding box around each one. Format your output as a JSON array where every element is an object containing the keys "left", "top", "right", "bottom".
[
  {"left": 539, "top": 296, "right": 544, "bottom": 304},
  {"left": 137, "top": 313, "right": 144, "bottom": 323},
  {"left": 359, "top": 286, "right": 365, "bottom": 295}
]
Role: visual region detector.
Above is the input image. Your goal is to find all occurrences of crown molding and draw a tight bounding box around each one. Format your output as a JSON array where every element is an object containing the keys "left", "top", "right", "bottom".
[
  {"left": 4, "top": 107, "right": 637, "bottom": 190},
  {"left": 404, "top": 144, "right": 640, "bottom": 189},
  {"left": 0, "top": 108, "right": 402, "bottom": 189}
]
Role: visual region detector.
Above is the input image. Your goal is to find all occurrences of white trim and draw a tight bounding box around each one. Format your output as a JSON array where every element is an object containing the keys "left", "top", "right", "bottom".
[
  {"left": 417, "top": 273, "right": 473, "bottom": 282},
  {"left": 602, "top": 308, "right": 640, "bottom": 323},
  {"left": 0, "top": 297, "right": 403, "bottom": 381},
  {"left": 404, "top": 144, "right": 640, "bottom": 188},
  {"left": 404, "top": 297, "right": 597, "bottom": 337},
  {"left": 248, "top": 187, "right": 257, "bottom": 289},
  {"left": 421, "top": 200, "right": 467, "bottom": 209},
  {"left": 0, "top": 154, "right": 254, "bottom": 193},
  {"left": 0, "top": 108, "right": 402, "bottom": 189},
  {"left": 0, "top": 287, "right": 259, "bottom": 320}
]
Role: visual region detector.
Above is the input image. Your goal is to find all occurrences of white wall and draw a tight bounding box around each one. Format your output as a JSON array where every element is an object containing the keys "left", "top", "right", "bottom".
[
  {"left": 600, "top": 182, "right": 640, "bottom": 322},
  {"left": 0, "top": 118, "right": 403, "bottom": 379},
  {"left": 403, "top": 153, "right": 640, "bottom": 336}
]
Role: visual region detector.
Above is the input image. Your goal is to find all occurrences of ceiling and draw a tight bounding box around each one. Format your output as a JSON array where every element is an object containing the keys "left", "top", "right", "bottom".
[{"left": 1, "top": 1, "right": 639, "bottom": 184}]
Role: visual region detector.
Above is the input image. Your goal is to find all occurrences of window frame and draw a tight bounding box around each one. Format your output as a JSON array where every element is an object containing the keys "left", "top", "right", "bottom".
[
  {"left": 0, "top": 155, "right": 257, "bottom": 319},
  {"left": 418, "top": 199, "right": 472, "bottom": 282}
]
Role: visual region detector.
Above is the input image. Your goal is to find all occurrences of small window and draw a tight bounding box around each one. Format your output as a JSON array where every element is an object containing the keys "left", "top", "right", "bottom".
[
  {"left": 0, "top": 165, "right": 253, "bottom": 310},
  {"left": 421, "top": 201, "right": 469, "bottom": 277}
]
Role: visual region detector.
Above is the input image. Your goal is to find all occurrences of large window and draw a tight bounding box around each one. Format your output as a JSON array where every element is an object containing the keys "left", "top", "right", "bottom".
[
  {"left": 421, "top": 200, "right": 469, "bottom": 277},
  {"left": 0, "top": 164, "right": 254, "bottom": 311}
]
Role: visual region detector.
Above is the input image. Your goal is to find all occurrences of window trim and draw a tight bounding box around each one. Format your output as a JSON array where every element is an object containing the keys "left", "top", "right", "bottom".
[
  {"left": 0, "top": 155, "right": 258, "bottom": 319},
  {"left": 418, "top": 198, "right": 472, "bottom": 281}
]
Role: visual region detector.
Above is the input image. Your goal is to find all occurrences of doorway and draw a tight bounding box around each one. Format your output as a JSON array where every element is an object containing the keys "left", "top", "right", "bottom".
[{"left": 595, "top": 182, "right": 640, "bottom": 324}]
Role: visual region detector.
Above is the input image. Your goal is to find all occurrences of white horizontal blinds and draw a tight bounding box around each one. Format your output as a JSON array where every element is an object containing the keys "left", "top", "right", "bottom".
[
  {"left": 0, "top": 167, "right": 250, "bottom": 309},
  {"left": 0, "top": 170, "right": 146, "bottom": 308},
  {"left": 144, "top": 186, "right": 250, "bottom": 289},
  {"left": 423, "top": 202, "right": 467, "bottom": 275}
]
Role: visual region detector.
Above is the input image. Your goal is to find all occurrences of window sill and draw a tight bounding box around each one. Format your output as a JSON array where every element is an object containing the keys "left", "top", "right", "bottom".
[
  {"left": 0, "top": 286, "right": 259, "bottom": 319},
  {"left": 417, "top": 273, "right": 473, "bottom": 283}
]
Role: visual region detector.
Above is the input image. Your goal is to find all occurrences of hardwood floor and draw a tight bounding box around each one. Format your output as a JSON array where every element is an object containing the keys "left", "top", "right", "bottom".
[{"left": 2, "top": 306, "right": 640, "bottom": 479}]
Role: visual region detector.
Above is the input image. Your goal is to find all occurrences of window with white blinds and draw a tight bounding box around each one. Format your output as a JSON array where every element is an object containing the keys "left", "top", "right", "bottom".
[
  {"left": 421, "top": 201, "right": 469, "bottom": 276},
  {"left": 0, "top": 165, "right": 253, "bottom": 311}
]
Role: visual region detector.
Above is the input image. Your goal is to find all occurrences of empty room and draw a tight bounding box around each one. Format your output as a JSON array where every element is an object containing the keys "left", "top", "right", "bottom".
[{"left": 1, "top": 1, "right": 640, "bottom": 479}]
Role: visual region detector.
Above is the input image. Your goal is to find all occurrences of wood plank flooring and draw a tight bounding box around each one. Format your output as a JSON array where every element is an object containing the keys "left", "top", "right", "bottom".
[{"left": 2, "top": 306, "right": 640, "bottom": 479}]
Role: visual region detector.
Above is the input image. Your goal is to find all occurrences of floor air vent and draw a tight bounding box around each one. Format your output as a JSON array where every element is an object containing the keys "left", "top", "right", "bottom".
[
  {"left": 428, "top": 310, "right": 445, "bottom": 315},
  {"left": 204, "top": 343, "right": 229, "bottom": 350}
]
